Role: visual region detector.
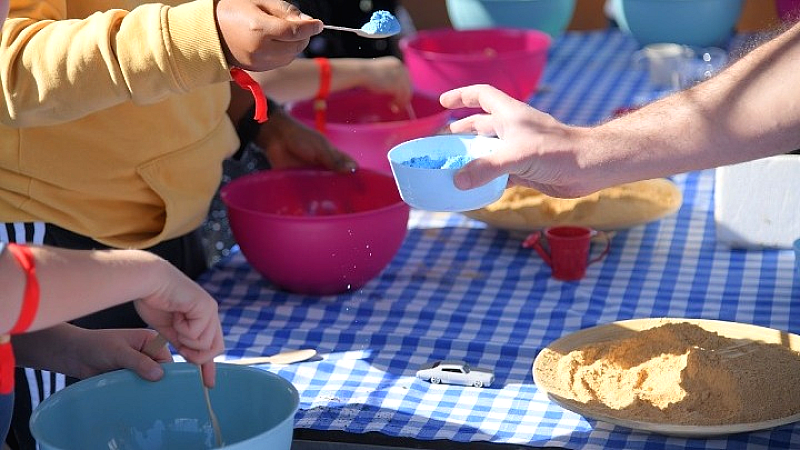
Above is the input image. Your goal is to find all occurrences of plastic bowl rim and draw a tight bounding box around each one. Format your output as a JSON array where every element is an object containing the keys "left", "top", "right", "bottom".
[
  {"left": 399, "top": 27, "right": 552, "bottom": 62},
  {"left": 387, "top": 134, "right": 503, "bottom": 169},
  {"left": 220, "top": 169, "right": 411, "bottom": 222},
  {"left": 289, "top": 109, "right": 450, "bottom": 131},
  {"left": 30, "top": 362, "right": 300, "bottom": 450},
  {"left": 288, "top": 90, "right": 450, "bottom": 129}
]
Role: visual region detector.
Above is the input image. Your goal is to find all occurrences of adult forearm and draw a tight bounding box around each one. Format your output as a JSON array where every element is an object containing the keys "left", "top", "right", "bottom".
[{"left": 586, "top": 21, "right": 800, "bottom": 187}]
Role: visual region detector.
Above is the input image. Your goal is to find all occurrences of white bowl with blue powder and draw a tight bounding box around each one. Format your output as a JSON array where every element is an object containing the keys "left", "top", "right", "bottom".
[{"left": 388, "top": 134, "right": 508, "bottom": 211}]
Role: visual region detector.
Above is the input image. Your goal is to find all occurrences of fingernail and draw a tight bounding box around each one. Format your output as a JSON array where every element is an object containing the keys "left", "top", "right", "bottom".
[
  {"left": 147, "top": 366, "right": 164, "bottom": 380},
  {"left": 453, "top": 171, "right": 471, "bottom": 190}
]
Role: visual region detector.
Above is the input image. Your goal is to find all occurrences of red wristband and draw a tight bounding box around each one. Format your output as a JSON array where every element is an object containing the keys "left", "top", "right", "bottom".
[
  {"left": 230, "top": 67, "right": 268, "bottom": 123},
  {"left": 7, "top": 243, "right": 40, "bottom": 335},
  {"left": 0, "top": 337, "right": 14, "bottom": 394},
  {"left": 313, "top": 57, "right": 332, "bottom": 133}
]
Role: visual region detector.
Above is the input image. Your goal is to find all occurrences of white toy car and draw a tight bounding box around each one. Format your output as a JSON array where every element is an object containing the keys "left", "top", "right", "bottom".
[{"left": 416, "top": 360, "right": 494, "bottom": 388}]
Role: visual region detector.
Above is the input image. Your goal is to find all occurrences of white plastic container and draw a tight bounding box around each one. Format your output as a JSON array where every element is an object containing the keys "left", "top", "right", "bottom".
[
  {"left": 714, "top": 155, "right": 800, "bottom": 249},
  {"left": 388, "top": 134, "right": 508, "bottom": 212}
]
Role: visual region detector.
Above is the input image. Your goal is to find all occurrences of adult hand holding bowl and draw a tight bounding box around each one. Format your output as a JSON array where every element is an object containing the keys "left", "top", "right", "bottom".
[{"left": 388, "top": 134, "right": 509, "bottom": 212}]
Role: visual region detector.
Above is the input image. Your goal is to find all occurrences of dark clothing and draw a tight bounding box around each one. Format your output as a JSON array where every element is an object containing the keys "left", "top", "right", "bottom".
[{"left": 0, "top": 392, "right": 11, "bottom": 445}]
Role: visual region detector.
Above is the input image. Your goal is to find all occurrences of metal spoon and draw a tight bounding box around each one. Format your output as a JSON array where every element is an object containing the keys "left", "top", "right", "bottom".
[
  {"left": 226, "top": 348, "right": 317, "bottom": 366},
  {"left": 322, "top": 24, "right": 399, "bottom": 39}
]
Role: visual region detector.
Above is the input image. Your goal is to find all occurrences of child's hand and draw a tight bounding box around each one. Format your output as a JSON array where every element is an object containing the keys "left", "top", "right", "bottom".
[
  {"left": 133, "top": 259, "right": 225, "bottom": 373},
  {"left": 215, "top": 0, "right": 323, "bottom": 72},
  {"left": 13, "top": 326, "right": 174, "bottom": 382},
  {"left": 254, "top": 106, "right": 357, "bottom": 172}
]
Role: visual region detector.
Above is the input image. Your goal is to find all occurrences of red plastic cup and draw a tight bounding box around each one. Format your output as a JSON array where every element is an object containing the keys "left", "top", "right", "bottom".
[{"left": 522, "top": 226, "right": 611, "bottom": 281}]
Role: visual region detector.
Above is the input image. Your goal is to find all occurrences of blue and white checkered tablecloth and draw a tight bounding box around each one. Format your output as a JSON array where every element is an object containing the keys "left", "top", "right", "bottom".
[{"left": 198, "top": 30, "right": 800, "bottom": 449}]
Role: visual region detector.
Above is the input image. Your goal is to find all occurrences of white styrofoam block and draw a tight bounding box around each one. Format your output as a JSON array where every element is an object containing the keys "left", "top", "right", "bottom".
[{"left": 714, "top": 155, "right": 800, "bottom": 249}]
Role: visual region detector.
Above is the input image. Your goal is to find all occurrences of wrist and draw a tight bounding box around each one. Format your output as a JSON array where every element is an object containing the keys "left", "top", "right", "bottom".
[{"left": 6, "top": 244, "right": 40, "bottom": 335}]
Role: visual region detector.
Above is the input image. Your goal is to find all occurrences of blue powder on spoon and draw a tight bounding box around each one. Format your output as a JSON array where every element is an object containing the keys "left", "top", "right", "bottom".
[
  {"left": 406, "top": 155, "right": 474, "bottom": 169},
  {"left": 361, "top": 10, "right": 401, "bottom": 35}
]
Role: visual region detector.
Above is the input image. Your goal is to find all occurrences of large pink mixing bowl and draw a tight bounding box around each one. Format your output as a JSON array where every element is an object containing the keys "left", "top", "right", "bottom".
[
  {"left": 220, "top": 169, "right": 410, "bottom": 295},
  {"left": 400, "top": 28, "right": 551, "bottom": 103},
  {"left": 777, "top": 0, "right": 800, "bottom": 21},
  {"left": 288, "top": 88, "right": 450, "bottom": 174}
]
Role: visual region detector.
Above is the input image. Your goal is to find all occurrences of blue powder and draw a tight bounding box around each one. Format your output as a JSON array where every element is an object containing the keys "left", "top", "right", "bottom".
[
  {"left": 360, "top": 10, "right": 401, "bottom": 35},
  {"left": 406, "top": 155, "right": 474, "bottom": 169}
]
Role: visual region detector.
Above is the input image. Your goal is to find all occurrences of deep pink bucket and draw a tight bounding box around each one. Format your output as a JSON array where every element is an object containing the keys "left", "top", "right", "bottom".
[
  {"left": 221, "top": 169, "right": 410, "bottom": 295},
  {"left": 288, "top": 89, "right": 450, "bottom": 175},
  {"left": 777, "top": 0, "right": 800, "bottom": 21},
  {"left": 400, "top": 28, "right": 551, "bottom": 104}
]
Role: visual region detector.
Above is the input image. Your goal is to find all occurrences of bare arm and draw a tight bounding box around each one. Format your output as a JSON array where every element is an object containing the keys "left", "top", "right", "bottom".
[
  {"left": 2, "top": 247, "right": 189, "bottom": 331},
  {"left": 13, "top": 325, "right": 173, "bottom": 382},
  {"left": 0, "top": 246, "right": 223, "bottom": 375},
  {"left": 248, "top": 56, "right": 412, "bottom": 104},
  {"left": 586, "top": 22, "right": 800, "bottom": 189},
  {"left": 442, "top": 21, "right": 800, "bottom": 197}
]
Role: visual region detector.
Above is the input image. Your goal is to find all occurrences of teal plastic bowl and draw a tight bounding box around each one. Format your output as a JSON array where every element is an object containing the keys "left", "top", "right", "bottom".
[
  {"left": 613, "top": 0, "right": 745, "bottom": 47},
  {"left": 30, "top": 363, "right": 299, "bottom": 450},
  {"left": 388, "top": 134, "right": 509, "bottom": 212},
  {"left": 446, "top": 0, "right": 576, "bottom": 36}
]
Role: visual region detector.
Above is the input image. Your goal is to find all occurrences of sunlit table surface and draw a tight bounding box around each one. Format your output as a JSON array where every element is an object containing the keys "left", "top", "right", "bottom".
[{"left": 198, "top": 29, "right": 800, "bottom": 449}]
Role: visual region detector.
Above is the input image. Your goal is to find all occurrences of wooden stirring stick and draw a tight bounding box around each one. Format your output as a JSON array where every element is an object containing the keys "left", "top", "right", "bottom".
[
  {"left": 199, "top": 368, "right": 224, "bottom": 448},
  {"left": 144, "top": 333, "right": 224, "bottom": 447}
]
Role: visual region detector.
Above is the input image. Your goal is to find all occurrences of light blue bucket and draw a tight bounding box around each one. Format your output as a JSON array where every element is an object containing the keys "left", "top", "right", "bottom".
[
  {"left": 30, "top": 363, "right": 299, "bottom": 450},
  {"left": 446, "top": 0, "right": 576, "bottom": 37},
  {"left": 612, "top": 0, "right": 745, "bottom": 47}
]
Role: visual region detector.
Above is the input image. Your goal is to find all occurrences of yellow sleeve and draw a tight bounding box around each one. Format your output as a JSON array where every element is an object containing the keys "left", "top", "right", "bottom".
[{"left": 0, "top": 0, "right": 231, "bottom": 126}]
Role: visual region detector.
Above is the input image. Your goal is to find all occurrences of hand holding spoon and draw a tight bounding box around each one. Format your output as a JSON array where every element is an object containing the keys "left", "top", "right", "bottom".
[{"left": 322, "top": 24, "right": 398, "bottom": 39}]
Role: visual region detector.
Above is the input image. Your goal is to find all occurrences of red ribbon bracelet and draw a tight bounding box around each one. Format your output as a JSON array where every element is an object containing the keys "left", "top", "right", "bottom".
[
  {"left": 230, "top": 67, "right": 268, "bottom": 123},
  {"left": 1, "top": 243, "right": 40, "bottom": 394}
]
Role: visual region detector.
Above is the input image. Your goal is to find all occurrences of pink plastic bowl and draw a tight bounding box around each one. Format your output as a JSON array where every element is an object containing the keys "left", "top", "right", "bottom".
[
  {"left": 288, "top": 89, "right": 450, "bottom": 174},
  {"left": 777, "top": 0, "right": 800, "bottom": 21},
  {"left": 400, "top": 28, "right": 551, "bottom": 102},
  {"left": 220, "top": 169, "right": 410, "bottom": 295}
]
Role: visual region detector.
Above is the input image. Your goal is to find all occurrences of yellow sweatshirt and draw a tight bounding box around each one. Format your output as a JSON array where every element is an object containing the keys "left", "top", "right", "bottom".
[{"left": 0, "top": 0, "right": 239, "bottom": 248}]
